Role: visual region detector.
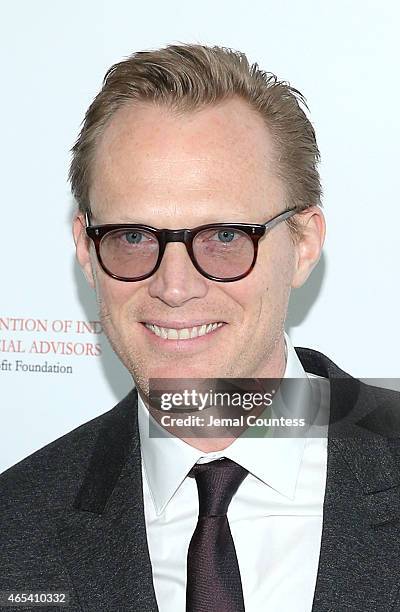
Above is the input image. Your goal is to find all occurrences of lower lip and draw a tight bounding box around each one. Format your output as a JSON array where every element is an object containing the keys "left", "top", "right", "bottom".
[{"left": 140, "top": 323, "right": 226, "bottom": 350}]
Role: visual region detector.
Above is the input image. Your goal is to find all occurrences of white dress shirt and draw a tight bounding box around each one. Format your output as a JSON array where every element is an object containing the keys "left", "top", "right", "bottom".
[{"left": 138, "top": 332, "right": 330, "bottom": 612}]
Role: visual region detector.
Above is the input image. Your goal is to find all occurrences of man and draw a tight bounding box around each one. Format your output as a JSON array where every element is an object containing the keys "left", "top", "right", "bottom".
[{"left": 1, "top": 43, "right": 400, "bottom": 612}]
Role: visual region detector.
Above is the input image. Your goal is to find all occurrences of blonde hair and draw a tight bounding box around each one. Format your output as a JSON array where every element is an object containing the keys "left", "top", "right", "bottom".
[{"left": 69, "top": 43, "right": 322, "bottom": 238}]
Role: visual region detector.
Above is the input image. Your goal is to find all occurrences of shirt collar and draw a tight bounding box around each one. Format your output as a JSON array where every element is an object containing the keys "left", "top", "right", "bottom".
[{"left": 138, "top": 332, "right": 312, "bottom": 515}]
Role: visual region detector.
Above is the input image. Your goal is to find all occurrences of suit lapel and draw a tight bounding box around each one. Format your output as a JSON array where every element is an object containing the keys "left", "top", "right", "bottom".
[
  {"left": 296, "top": 347, "right": 400, "bottom": 612},
  {"left": 57, "top": 389, "right": 158, "bottom": 612}
]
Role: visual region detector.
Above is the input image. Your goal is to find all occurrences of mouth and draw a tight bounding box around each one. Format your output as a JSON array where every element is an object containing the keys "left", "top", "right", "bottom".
[{"left": 140, "top": 321, "right": 227, "bottom": 345}]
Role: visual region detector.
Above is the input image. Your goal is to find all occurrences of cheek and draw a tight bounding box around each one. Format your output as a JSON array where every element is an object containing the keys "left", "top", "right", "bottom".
[
  {"left": 212, "top": 238, "right": 295, "bottom": 322},
  {"left": 95, "top": 272, "right": 138, "bottom": 320},
  {"left": 259, "top": 230, "right": 296, "bottom": 282},
  {"left": 241, "top": 238, "right": 296, "bottom": 315}
]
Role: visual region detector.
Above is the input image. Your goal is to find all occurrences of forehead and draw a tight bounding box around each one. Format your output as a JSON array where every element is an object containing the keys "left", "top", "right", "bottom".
[{"left": 89, "top": 97, "right": 283, "bottom": 222}]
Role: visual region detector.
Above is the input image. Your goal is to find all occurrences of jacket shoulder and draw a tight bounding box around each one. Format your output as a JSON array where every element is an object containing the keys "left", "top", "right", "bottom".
[
  {"left": 0, "top": 388, "right": 137, "bottom": 512},
  {"left": 296, "top": 345, "right": 400, "bottom": 433},
  {"left": 0, "top": 389, "right": 138, "bottom": 590}
]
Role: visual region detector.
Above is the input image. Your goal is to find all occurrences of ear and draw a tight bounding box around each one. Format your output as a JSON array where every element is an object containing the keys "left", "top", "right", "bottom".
[
  {"left": 291, "top": 206, "right": 326, "bottom": 288},
  {"left": 72, "top": 213, "right": 96, "bottom": 289}
]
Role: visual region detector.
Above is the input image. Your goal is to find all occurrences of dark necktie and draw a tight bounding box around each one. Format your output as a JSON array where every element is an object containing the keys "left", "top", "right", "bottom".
[{"left": 186, "top": 458, "right": 249, "bottom": 612}]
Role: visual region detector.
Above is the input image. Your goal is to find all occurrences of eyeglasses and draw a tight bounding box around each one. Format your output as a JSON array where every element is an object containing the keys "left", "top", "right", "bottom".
[{"left": 85, "top": 207, "right": 297, "bottom": 283}]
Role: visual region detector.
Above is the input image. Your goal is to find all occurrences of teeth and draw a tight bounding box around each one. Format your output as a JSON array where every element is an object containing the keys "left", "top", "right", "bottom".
[
  {"left": 198, "top": 324, "right": 207, "bottom": 337},
  {"left": 167, "top": 328, "right": 178, "bottom": 340},
  {"left": 144, "top": 321, "right": 224, "bottom": 340}
]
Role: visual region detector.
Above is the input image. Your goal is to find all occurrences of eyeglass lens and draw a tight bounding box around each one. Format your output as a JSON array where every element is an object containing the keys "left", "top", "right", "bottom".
[{"left": 99, "top": 227, "right": 255, "bottom": 279}]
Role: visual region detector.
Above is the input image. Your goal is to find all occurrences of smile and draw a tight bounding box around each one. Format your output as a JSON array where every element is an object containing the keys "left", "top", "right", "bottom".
[{"left": 143, "top": 322, "right": 225, "bottom": 340}]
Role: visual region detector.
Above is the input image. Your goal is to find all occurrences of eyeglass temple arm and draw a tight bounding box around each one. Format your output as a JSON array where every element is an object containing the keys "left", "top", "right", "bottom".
[{"left": 263, "top": 208, "right": 297, "bottom": 231}]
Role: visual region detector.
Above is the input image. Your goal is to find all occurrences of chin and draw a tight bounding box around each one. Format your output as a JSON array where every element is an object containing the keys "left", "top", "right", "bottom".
[
  {"left": 148, "top": 365, "right": 207, "bottom": 379},
  {"left": 147, "top": 360, "right": 227, "bottom": 383}
]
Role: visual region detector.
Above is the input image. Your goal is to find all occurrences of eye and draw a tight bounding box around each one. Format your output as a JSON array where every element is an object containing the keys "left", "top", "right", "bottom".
[
  {"left": 195, "top": 227, "right": 244, "bottom": 248},
  {"left": 214, "top": 229, "right": 236, "bottom": 243},
  {"left": 123, "top": 231, "right": 145, "bottom": 244},
  {"left": 105, "top": 229, "right": 158, "bottom": 251}
]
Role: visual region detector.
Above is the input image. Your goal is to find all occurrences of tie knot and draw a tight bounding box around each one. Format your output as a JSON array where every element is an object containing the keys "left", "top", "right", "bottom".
[{"left": 189, "top": 458, "right": 248, "bottom": 517}]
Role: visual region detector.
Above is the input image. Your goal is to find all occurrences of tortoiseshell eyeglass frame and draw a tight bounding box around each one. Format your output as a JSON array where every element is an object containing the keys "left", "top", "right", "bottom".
[{"left": 85, "top": 207, "right": 297, "bottom": 283}]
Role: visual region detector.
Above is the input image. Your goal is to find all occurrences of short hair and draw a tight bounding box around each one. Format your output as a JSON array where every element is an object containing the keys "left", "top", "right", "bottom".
[{"left": 69, "top": 43, "right": 322, "bottom": 240}]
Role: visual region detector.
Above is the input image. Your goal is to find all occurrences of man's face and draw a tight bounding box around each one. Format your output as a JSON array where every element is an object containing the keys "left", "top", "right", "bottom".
[{"left": 74, "top": 97, "right": 323, "bottom": 399}]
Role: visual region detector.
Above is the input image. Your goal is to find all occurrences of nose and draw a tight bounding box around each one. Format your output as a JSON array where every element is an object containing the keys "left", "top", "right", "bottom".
[{"left": 147, "top": 242, "right": 209, "bottom": 306}]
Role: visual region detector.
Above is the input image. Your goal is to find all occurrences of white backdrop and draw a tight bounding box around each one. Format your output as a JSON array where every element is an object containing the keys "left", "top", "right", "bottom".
[{"left": 1, "top": 0, "right": 399, "bottom": 473}]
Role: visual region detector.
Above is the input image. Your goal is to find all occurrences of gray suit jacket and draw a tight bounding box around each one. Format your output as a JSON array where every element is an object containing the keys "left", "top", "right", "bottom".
[{"left": 1, "top": 347, "right": 400, "bottom": 612}]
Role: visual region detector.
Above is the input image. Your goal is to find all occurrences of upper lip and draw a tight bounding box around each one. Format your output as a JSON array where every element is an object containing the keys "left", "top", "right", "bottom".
[{"left": 141, "top": 320, "right": 226, "bottom": 330}]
